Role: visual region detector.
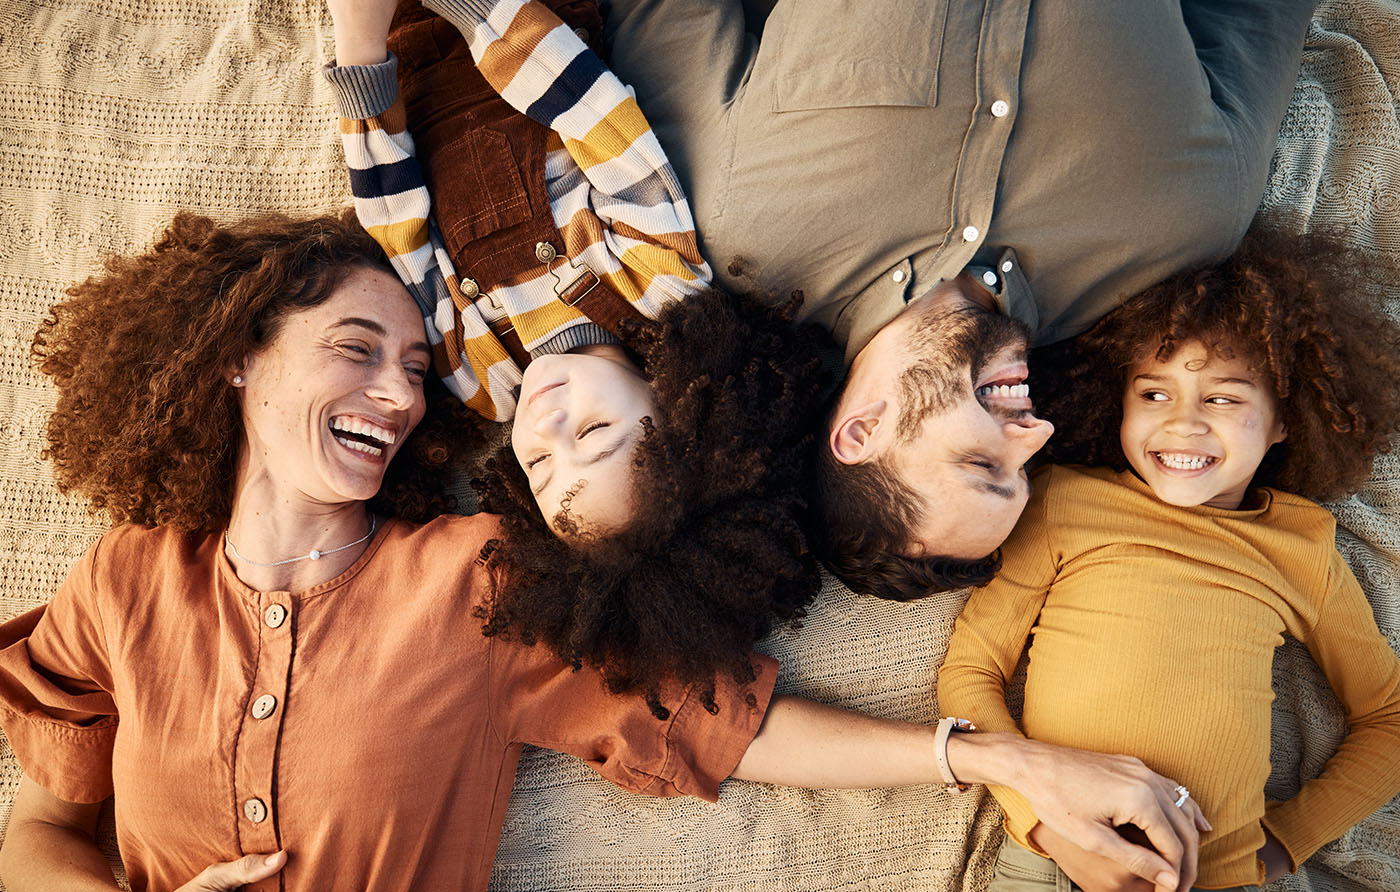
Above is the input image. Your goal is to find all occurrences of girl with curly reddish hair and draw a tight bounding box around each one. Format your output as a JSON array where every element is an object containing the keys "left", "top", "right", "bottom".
[
  {"left": 0, "top": 210, "right": 1206, "bottom": 892},
  {"left": 940, "top": 227, "right": 1400, "bottom": 892}
]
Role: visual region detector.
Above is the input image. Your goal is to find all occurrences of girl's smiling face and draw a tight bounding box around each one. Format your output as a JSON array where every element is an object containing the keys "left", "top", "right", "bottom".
[{"left": 1120, "top": 341, "right": 1286, "bottom": 510}]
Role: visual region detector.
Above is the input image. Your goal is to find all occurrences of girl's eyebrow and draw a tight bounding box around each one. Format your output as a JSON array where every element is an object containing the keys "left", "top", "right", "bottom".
[
  {"left": 1132, "top": 372, "right": 1257, "bottom": 387},
  {"left": 1208, "top": 376, "right": 1258, "bottom": 387},
  {"left": 586, "top": 433, "right": 632, "bottom": 466}
]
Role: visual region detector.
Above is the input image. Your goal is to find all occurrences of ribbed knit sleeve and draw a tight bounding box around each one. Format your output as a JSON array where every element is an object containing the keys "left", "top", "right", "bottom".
[
  {"left": 938, "top": 466, "right": 1061, "bottom": 844},
  {"left": 1261, "top": 547, "right": 1400, "bottom": 867},
  {"left": 323, "top": 57, "right": 505, "bottom": 419}
]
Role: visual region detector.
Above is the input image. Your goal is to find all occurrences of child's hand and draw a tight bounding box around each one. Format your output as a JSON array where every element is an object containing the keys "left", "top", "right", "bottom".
[
  {"left": 1257, "top": 830, "right": 1290, "bottom": 883},
  {"left": 326, "top": 0, "right": 400, "bottom": 67}
]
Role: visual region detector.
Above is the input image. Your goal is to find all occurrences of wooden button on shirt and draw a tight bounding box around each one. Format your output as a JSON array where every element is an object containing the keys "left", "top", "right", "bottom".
[{"left": 0, "top": 516, "right": 776, "bottom": 892}]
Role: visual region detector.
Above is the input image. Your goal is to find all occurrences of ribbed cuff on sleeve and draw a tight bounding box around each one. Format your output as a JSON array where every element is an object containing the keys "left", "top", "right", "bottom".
[
  {"left": 322, "top": 54, "right": 400, "bottom": 120},
  {"left": 420, "top": 0, "right": 499, "bottom": 32},
  {"left": 532, "top": 323, "right": 616, "bottom": 357}
]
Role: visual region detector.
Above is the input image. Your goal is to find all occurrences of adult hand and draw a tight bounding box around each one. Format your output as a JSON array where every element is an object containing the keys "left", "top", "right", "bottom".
[
  {"left": 1011, "top": 739, "right": 1210, "bottom": 892},
  {"left": 173, "top": 851, "right": 286, "bottom": 891},
  {"left": 1029, "top": 822, "right": 1155, "bottom": 892},
  {"left": 326, "top": 0, "right": 400, "bottom": 66}
]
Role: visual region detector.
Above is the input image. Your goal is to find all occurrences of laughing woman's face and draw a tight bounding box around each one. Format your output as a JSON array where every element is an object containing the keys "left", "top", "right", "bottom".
[{"left": 233, "top": 266, "right": 432, "bottom": 507}]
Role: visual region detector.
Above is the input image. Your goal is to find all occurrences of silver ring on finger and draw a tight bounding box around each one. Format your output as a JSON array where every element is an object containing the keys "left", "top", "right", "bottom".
[{"left": 1173, "top": 785, "right": 1190, "bottom": 808}]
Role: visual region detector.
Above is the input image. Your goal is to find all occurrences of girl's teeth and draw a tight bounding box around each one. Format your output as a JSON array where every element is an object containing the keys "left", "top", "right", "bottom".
[{"left": 1156, "top": 452, "right": 1213, "bottom": 470}]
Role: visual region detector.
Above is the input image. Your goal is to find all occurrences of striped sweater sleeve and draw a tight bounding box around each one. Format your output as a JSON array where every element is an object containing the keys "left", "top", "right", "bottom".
[
  {"left": 424, "top": 0, "right": 713, "bottom": 305},
  {"left": 322, "top": 58, "right": 507, "bottom": 421}
]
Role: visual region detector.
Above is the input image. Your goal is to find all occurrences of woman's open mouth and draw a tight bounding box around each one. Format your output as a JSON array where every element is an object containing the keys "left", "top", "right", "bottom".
[{"left": 330, "top": 415, "right": 396, "bottom": 458}]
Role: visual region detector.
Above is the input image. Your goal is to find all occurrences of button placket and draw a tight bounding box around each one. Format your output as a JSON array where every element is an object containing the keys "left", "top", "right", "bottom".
[{"left": 235, "top": 594, "right": 294, "bottom": 851}]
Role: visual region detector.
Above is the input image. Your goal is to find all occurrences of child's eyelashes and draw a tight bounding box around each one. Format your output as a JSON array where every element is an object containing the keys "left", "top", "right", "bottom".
[
  {"left": 577, "top": 420, "right": 609, "bottom": 439},
  {"left": 526, "top": 453, "right": 550, "bottom": 469}
]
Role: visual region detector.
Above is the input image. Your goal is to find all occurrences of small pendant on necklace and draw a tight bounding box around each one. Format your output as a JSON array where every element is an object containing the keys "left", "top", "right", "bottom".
[{"left": 309, "top": 550, "right": 322, "bottom": 560}]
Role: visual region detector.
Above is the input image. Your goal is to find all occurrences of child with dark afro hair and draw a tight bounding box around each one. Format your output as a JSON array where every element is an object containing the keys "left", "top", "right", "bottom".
[
  {"left": 476, "top": 288, "right": 832, "bottom": 720},
  {"left": 940, "top": 227, "right": 1400, "bottom": 890}
]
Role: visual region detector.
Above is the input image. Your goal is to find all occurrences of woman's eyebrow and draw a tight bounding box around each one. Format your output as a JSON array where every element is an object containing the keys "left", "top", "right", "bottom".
[
  {"left": 331, "top": 316, "right": 386, "bottom": 334},
  {"left": 331, "top": 317, "right": 432, "bottom": 355}
]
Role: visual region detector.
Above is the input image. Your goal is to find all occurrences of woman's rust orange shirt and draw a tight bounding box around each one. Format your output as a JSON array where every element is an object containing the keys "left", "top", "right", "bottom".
[{"left": 0, "top": 515, "right": 775, "bottom": 892}]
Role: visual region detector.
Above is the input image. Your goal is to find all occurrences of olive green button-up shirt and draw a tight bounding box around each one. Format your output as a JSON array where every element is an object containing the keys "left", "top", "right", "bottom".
[{"left": 603, "top": 0, "right": 1317, "bottom": 364}]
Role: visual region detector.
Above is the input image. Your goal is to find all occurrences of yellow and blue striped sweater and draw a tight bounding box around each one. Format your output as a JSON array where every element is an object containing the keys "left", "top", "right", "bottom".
[{"left": 323, "top": 0, "right": 711, "bottom": 421}]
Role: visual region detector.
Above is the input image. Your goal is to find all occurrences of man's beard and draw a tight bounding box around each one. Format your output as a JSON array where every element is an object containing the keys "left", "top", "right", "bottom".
[{"left": 894, "top": 304, "right": 1031, "bottom": 440}]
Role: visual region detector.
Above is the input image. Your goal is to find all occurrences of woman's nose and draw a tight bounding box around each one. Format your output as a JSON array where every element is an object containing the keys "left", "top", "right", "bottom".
[{"left": 368, "top": 364, "right": 422, "bottom": 411}]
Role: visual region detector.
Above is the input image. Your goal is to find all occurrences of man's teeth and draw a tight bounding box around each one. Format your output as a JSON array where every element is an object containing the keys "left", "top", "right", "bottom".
[
  {"left": 1155, "top": 452, "right": 1216, "bottom": 470},
  {"left": 976, "top": 383, "right": 1030, "bottom": 399},
  {"left": 335, "top": 436, "right": 384, "bottom": 457},
  {"left": 330, "top": 416, "right": 396, "bottom": 446}
]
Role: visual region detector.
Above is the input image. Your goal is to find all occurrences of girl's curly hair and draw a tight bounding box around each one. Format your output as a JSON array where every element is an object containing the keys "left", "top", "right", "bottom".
[
  {"left": 1033, "top": 226, "right": 1400, "bottom": 502},
  {"left": 33, "top": 210, "right": 484, "bottom": 531},
  {"left": 475, "top": 289, "right": 831, "bottom": 718}
]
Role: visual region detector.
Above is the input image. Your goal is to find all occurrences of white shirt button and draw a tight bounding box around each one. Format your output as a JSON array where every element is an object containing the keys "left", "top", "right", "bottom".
[
  {"left": 251, "top": 694, "right": 278, "bottom": 720},
  {"left": 991, "top": 99, "right": 1010, "bottom": 118},
  {"left": 244, "top": 798, "right": 268, "bottom": 824},
  {"left": 981, "top": 270, "right": 998, "bottom": 288},
  {"left": 574, "top": 27, "right": 589, "bottom": 42},
  {"left": 264, "top": 604, "right": 287, "bottom": 629},
  {"left": 892, "top": 269, "right": 907, "bottom": 284},
  {"left": 1001, "top": 259, "right": 1014, "bottom": 273},
  {"left": 962, "top": 225, "right": 980, "bottom": 242}
]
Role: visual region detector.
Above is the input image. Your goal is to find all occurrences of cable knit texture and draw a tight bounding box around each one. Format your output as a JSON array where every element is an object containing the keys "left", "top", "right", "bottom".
[{"left": 0, "top": 0, "right": 1396, "bottom": 890}]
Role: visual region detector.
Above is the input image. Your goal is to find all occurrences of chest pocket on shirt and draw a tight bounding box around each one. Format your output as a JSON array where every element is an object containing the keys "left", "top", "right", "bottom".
[{"left": 767, "top": 0, "right": 949, "bottom": 112}]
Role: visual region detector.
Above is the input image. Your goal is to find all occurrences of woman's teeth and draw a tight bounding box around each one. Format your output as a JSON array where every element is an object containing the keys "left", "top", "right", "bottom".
[
  {"left": 330, "top": 416, "right": 396, "bottom": 445},
  {"left": 329, "top": 416, "right": 394, "bottom": 457},
  {"left": 976, "top": 383, "right": 1030, "bottom": 399},
  {"left": 335, "top": 436, "right": 384, "bottom": 457},
  {"left": 1154, "top": 452, "right": 1216, "bottom": 470}
]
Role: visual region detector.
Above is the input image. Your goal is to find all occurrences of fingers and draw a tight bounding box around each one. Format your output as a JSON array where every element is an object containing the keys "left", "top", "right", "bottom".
[
  {"left": 1073, "top": 821, "right": 1179, "bottom": 892},
  {"left": 180, "top": 851, "right": 286, "bottom": 892}
]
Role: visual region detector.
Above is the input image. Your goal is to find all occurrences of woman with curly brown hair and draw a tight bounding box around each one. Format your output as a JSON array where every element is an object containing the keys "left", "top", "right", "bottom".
[
  {"left": 940, "top": 227, "right": 1400, "bottom": 892},
  {"left": 0, "top": 210, "right": 1210, "bottom": 892}
]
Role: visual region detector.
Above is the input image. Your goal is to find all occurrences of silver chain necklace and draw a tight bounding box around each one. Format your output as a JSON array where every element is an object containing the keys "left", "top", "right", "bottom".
[{"left": 224, "top": 515, "right": 378, "bottom": 568}]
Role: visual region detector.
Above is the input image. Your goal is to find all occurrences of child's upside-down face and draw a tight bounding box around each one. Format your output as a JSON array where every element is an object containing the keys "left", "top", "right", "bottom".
[{"left": 1119, "top": 340, "right": 1286, "bottom": 510}]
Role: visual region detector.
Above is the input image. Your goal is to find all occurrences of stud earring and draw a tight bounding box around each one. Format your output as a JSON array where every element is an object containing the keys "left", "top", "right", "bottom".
[{"left": 232, "top": 375, "right": 243, "bottom": 385}]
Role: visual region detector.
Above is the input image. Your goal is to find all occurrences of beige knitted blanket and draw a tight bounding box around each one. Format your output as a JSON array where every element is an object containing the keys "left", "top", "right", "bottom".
[{"left": 0, "top": 1, "right": 1396, "bottom": 890}]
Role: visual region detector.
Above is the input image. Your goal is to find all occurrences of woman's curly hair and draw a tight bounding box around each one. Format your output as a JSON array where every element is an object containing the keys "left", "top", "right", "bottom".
[
  {"left": 33, "top": 210, "right": 484, "bottom": 531},
  {"left": 1033, "top": 226, "right": 1400, "bottom": 502},
  {"left": 475, "top": 289, "right": 831, "bottom": 718}
]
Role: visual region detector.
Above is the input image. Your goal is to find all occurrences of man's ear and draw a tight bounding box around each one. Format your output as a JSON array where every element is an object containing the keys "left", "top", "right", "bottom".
[{"left": 829, "top": 399, "right": 889, "bottom": 465}]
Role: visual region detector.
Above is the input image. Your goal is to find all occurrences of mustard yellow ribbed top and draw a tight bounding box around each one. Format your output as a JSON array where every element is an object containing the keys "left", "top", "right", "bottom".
[{"left": 938, "top": 465, "right": 1400, "bottom": 889}]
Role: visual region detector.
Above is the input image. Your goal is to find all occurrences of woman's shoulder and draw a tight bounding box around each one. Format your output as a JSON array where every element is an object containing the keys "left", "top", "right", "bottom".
[
  {"left": 377, "top": 512, "right": 506, "bottom": 563},
  {"left": 91, "top": 522, "right": 219, "bottom": 566}
]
